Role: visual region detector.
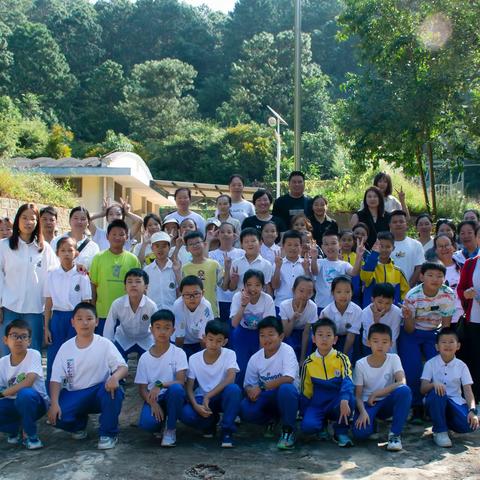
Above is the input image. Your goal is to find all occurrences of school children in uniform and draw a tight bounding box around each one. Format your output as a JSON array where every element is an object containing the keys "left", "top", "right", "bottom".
[
  {"left": 360, "top": 283, "right": 402, "bottom": 356},
  {"left": 48, "top": 303, "right": 128, "bottom": 450},
  {"left": 260, "top": 221, "right": 281, "bottom": 265},
  {"left": 420, "top": 327, "right": 479, "bottom": 447},
  {"left": 44, "top": 237, "right": 92, "bottom": 385},
  {"left": 173, "top": 276, "right": 214, "bottom": 358},
  {"left": 301, "top": 318, "right": 355, "bottom": 447},
  {"left": 230, "top": 269, "right": 276, "bottom": 386},
  {"left": 0, "top": 319, "right": 49, "bottom": 449},
  {"left": 399, "top": 261, "right": 456, "bottom": 422},
  {"left": 144, "top": 231, "right": 181, "bottom": 311},
  {"left": 103, "top": 269, "right": 157, "bottom": 362},
  {"left": 181, "top": 320, "right": 242, "bottom": 448},
  {"left": 89, "top": 219, "right": 141, "bottom": 335},
  {"left": 352, "top": 324, "right": 412, "bottom": 451},
  {"left": 240, "top": 317, "right": 300, "bottom": 450},
  {"left": 135, "top": 310, "right": 187, "bottom": 447}
]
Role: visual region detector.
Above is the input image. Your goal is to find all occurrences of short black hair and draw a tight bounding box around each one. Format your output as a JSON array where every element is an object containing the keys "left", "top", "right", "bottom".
[
  {"left": 288, "top": 171, "right": 305, "bottom": 181},
  {"left": 331, "top": 275, "right": 352, "bottom": 293},
  {"left": 352, "top": 222, "right": 370, "bottom": 235},
  {"left": 240, "top": 227, "right": 261, "bottom": 242},
  {"left": 372, "top": 282, "right": 395, "bottom": 299},
  {"left": 368, "top": 323, "right": 392, "bottom": 340},
  {"left": 73, "top": 302, "right": 97, "bottom": 318},
  {"left": 143, "top": 213, "right": 162, "bottom": 229},
  {"left": 436, "top": 326, "right": 459, "bottom": 343},
  {"left": 243, "top": 269, "right": 265, "bottom": 286},
  {"left": 282, "top": 229, "right": 303, "bottom": 245},
  {"left": 56, "top": 236, "right": 76, "bottom": 253},
  {"left": 293, "top": 275, "right": 315, "bottom": 295},
  {"left": 377, "top": 231, "right": 394, "bottom": 244},
  {"left": 124, "top": 268, "right": 149, "bottom": 285},
  {"left": 388, "top": 210, "right": 407, "bottom": 223},
  {"left": 312, "top": 318, "right": 337, "bottom": 336},
  {"left": 40, "top": 205, "right": 58, "bottom": 219},
  {"left": 174, "top": 187, "right": 191, "bottom": 199},
  {"left": 458, "top": 220, "right": 478, "bottom": 235},
  {"left": 180, "top": 275, "right": 204, "bottom": 291},
  {"left": 150, "top": 309, "right": 175, "bottom": 326},
  {"left": 421, "top": 261, "right": 446, "bottom": 275},
  {"left": 205, "top": 319, "right": 229, "bottom": 338},
  {"left": 322, "top": 230, "right": 340, "bottom": 241},
  {"left": 415, "top": 213, "right": 433, "bottom": 227},
  {"left": 228, "top": 174, "right": 245, "bottom": 186},
  {"left": 258, "top": 316, "right": 283, "bottom": 335},
  {"left": 184, "top": 231, "right": 204, "bottom": 244},
  {"left": 252, "top": 188, "right": 273, "bottom": 205},
  {"left": 107, "top": 219, "right": 129, "bottom": 235},
  {"left": 69, "top": 206, "right": 90, "bottom": 221},
  {"left": 106, "top": 204, "right": 126, "bottom": 220},
  {"left": 5, "top": 319, "right": 31, "bottom": 337}
]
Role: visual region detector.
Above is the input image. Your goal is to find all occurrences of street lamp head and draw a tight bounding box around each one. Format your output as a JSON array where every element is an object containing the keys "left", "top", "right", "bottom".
[{"left": 268, "top": 117, "right": 277, "bottom": 127}]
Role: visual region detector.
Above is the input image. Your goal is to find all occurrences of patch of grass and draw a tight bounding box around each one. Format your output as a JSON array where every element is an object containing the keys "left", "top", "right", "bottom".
[{"left": 0, "top": 166, "right": 76, "bottom": 208}]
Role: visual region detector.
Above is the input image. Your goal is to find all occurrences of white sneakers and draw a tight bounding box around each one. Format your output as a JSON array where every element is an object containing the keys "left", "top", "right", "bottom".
[
  {"left": 386, "top": 433, "right": 403, "bottom": 451},
  {"left": 161, "top": 429, "right": 176, "bottom": 447},
  {"left": 433, "top": 431, "right": 452, "bottom": 448}
]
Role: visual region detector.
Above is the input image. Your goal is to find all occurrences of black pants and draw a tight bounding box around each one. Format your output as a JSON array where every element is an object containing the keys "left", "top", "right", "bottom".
[{"left": 459, "top": 323, "right": 480, "bottom": 400}]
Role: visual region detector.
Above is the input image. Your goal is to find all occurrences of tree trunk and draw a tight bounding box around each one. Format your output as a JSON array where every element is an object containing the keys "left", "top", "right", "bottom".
[
  {"left": 427, "top": 142, "right": 437, "bottom": 217},
  {"left": 416, "top": 145, "right": 430, "bottom": 214}
]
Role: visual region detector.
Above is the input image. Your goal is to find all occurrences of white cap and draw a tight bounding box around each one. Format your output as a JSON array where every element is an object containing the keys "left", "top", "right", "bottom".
[
  {"left": 151, "top": 231, "right": 172, "bottom": 244},
  {"left": 206, "top": 218, "right": 221, "bottom": 228}
]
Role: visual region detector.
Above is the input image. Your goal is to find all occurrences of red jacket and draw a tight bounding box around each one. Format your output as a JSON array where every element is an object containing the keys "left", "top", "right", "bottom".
[{"left": 457, "top": 256, "right": 479, "bottom": 322}]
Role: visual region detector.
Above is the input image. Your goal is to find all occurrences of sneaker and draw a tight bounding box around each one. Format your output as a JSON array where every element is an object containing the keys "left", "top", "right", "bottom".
[
  {"left": 97, "top": 435, "right": 118, "bottom": 450},
  {"left": 386, "top": 432, "right": 402, "bottom": 451},
  {"left": 7, "top": 434, "right": 21, "bottom": 445},
  {"left": 161, "top": 429, "right": 176, "bottom": 447},
  {"left": 71, "top": 430, "right": 88, "bottom": 440},
  {"left": 277, "top": 428, "right": 295, "bottom": 450},
  {"left": 433, "top": 432, "right": 452, "bottom": 448},
  {"left": 24, "top": 437, "right": 43, "bottom": 450},
  {"left": 264, "top": 422, "right": 276, "bottom": 438},
  {"left": 221, "top": 431, "right": 234, "bottom": 448},
  {"left": 317, "top": 427, "right": 330, "bottom": 441},
  {"left": 334, "top": 433, "right": 354, "bottom": 448}
]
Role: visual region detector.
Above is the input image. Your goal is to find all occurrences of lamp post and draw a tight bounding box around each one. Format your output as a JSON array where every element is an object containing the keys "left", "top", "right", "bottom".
[
  {"left": 294, "top": 0, "right": 302, "bottom": 171},
  {"left": 267, "top": 105, "right": 288, "bottom": 199}
]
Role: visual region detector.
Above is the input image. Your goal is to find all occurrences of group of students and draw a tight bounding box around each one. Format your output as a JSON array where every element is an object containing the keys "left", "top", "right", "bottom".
[{"left": 0, "top": 171, "right": 479, "bottom": 454}]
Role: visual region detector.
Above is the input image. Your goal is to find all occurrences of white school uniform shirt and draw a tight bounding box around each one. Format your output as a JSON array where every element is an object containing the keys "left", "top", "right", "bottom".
[
  {"left": 44, "top": 266, "right": 92, "bottom": 311},
  {"left": 51, "top": 335, "right": 127, "bottom": 391},
  {"left": 274, "top": 256, "right": 306, "bottom": 306},
  {"left": 173, "top": 297, "right": 213, "bottom": 344},
  {"left": 421, "top": 355, "right": 473, "bottom": 405},
  {"left": 279, "top": 298, "right": 318, "bottom": 330},
  {"left": 230, "top": 291, "right": 276, "bottom": 329},
  {"left": 392, "top": 236, "right": 425, "bottom": 281},
  {"left": 361, "top": 304, "right": 402, "bottom": 352},
  {"left": 229, "top": 200, "right": 255, "bottom": 222},
  {"left": 244, "top": 342, "right": 299, "bottom": 389},
  {"left": 231, "top": 254, "right": 273, "bottom": 292},
  {"left": 314, "top": 258, "right": 352, "bottom": 308},
  {"left": 103, "top": 294, "right": 157, "bottom": 351},
  {"left": 0, "top": 349, "right": 48, "bottom": 405},
  {"left": 93, "top": 227, "right": 133, "bottom": 252},
  {"left": 0, "top": 238, "right": 59, "bottom": 314},
  {"left": 260, "top": 243, "right": 281, "bottom": 265},
  {"left": 163, "top": 211, "right": 206, "bottom": 235},
  {"left": 187, "top": 347, "right": 239, "bottom": 396},
  {"left": 51, "top": 234, "right": 100, "bottom": 270},
  {"left": 144, "top": 259, "right": 178, "bottom": 310},
  {"left": 134, "top": 344, "right": 188, "bottom": 397},
  {"left": 320, "top": 301, "right": 362, "bottom": 336},
  {"left": 353, "top": 354, "right": 404, "bottom": 402},
  {"left": 170, "top": 245, "right": 191, "bottom": 266},
  {"left": 444, "top": 264, "right": 463, "bottom": 323},
  {"left": 208, "top": 247, "right": 244, "bottom": 303}
]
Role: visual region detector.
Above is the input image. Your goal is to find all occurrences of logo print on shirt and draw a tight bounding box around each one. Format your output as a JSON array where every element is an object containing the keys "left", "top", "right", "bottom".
[
  {"left": 197, "top": 270, "right": 206, "bottom": 281},
  {"left": 142, "top": 314, "right": 149, "bottom": 322},
  {"left": 112, "top": 264, "right": 121, "bottom": 278},
  {"left": 74, "top": 284, "right": 80, "bottom": 292},
  {"left": 334, "top": 369, "right": 341, "bottom": 377},
  {"left": 169, "top": 282, "right": 175, "bottom": 289}
]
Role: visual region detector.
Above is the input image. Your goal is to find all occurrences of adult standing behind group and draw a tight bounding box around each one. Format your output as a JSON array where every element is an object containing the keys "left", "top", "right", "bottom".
[
  {"left": 272, "top": 171, "right": 311, "bottom": 229},
  {"left": 241, "top": 189, "right": 286, "bottom": 234},
  {"left": 0, "top": 203, "right": 59, "bottom": 354},
  {"left": 309, "top": 195, "right": 338, "bottom": 245},
  {"left": 163, "top": 187, "right": 206, "bottom": 235},
  {"left": 350, "top": 186, "right": 390, "bottom": 250},
  {"left": 365, "top": 172, "right": 409, "bottom": 216},
  {"left": 227, "top": 174, "right": 255, "bottom": 222}
]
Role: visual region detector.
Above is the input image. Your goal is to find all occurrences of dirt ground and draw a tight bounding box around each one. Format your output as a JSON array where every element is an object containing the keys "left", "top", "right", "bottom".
[{"left": 1, "top": 368, "right": 479, "bottom": 480}]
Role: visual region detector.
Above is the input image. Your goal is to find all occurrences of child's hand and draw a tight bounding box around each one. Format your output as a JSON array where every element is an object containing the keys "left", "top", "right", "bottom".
[
  {"left": 194, "top": 402, "right": 212, "bottom": 418},
  {"left": 105, "top": 376, "right": 120, "bottom": 398},
  {"left": 468, "top": 411, "right": 479, "bottom": 430},
  {"left": 143, "top": 231, "right": 152, "bottom": 245},
  {"left": 367, "top": 392, "right": 379, "bottom": 406},
  {"left": 464, "top": 287, "right": 476, "bottom": 300},
  {"left": 172, "top": 257, "right": 182, "bottom": 274},
  {"left": 241, "top": 289, "right": 250, "bottom": 307},
  {"left": 120, "top": 196, "right": 131, "bottom": 214},
  {"left": 433, "top": 382, "right": 446, "bottom": 396},
  {"left": 371, "top": 240, "right": 380, "bottom": 253},
  {"left": 175, "top": 236, "right": 184, "bottom": 249},
  {"left": 401, "top": 304, "right": 413, "bottom": 321},
  {"left": 274, "top": 250, "right": 283, "bottom": 269},
  {"left": 76, "top": 263, "right": 88, "bottom": 275},
  {"left": 395, "top": 186, "right": 406, "bottom": 203},
  {"left": 147, "top": 386, "right": 161, "bottom": 404},
  {"left": 338, "top": 399, "right": 351, "bottom": 424},
  {"left": 355, "top": 411, "right": 370, "bottom": 429},
  {"left": 150, "top": 402, "right": 164, "bottom": 422},
  {"left": 356, "top": 238, "right": 366, "bottom": 257},
  {"left": 310, "top": 242, "right": 318, "bottom": 260},
  {"left": 223, "top": 253, "right": 232, "bottom": 272},
  {"left": 302, "top": 254, "right": 310, "bottom": 272},
  {"left": 44, "top": 328, "right": 52, "bottom": 345},
  {"left": 231, "top": 266, "right": 239, "bottom": 284},
  {"left": 247, "top": 386, "right": 261, "bottom": 402},
  {"left": 370, "top": 303, "right": 384, "bottom": 322},
  {"left": 202, "top": 396, "right": 212, "bottom": 412},
  {"left": 48, "top": 403, "right": 62, "bottom": 425}
]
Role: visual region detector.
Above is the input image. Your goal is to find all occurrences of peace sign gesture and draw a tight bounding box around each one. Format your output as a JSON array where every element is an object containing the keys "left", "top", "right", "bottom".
[{"left": 395, "top": 186, "right": 406, "bottom": 203}]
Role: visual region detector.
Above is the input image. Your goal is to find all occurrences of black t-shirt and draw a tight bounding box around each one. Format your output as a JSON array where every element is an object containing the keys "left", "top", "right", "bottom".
[
  {"left": 310, "top": 215, "right": 338, "bottom": 245},
  {"left": 272, "top": 194, "right": 311, "bottom": 229},
  {"left": 356, "top": 209, "right": 390, "bottom": 250},
  {"left": 241, "top": 215, "right": 286, "bottom": 236}
]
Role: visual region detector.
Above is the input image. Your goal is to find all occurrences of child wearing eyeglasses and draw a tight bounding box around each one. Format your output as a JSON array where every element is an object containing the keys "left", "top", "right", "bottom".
[
  {"left": 0, "top": 319, "right": 48, "bottom": 449},
  {"left": 173, "top": 275, "right": 214, "bottom": 358}
]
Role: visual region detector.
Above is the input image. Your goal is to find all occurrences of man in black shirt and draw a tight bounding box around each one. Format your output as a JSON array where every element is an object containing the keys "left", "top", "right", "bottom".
[{"left": 272, "top": 171, "right": 311, "bottom": 229}]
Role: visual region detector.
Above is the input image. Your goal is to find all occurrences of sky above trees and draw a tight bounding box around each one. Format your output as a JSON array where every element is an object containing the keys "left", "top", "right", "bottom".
[{"left": 183, "top": 0, "right": 236, "bottom": 13}]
